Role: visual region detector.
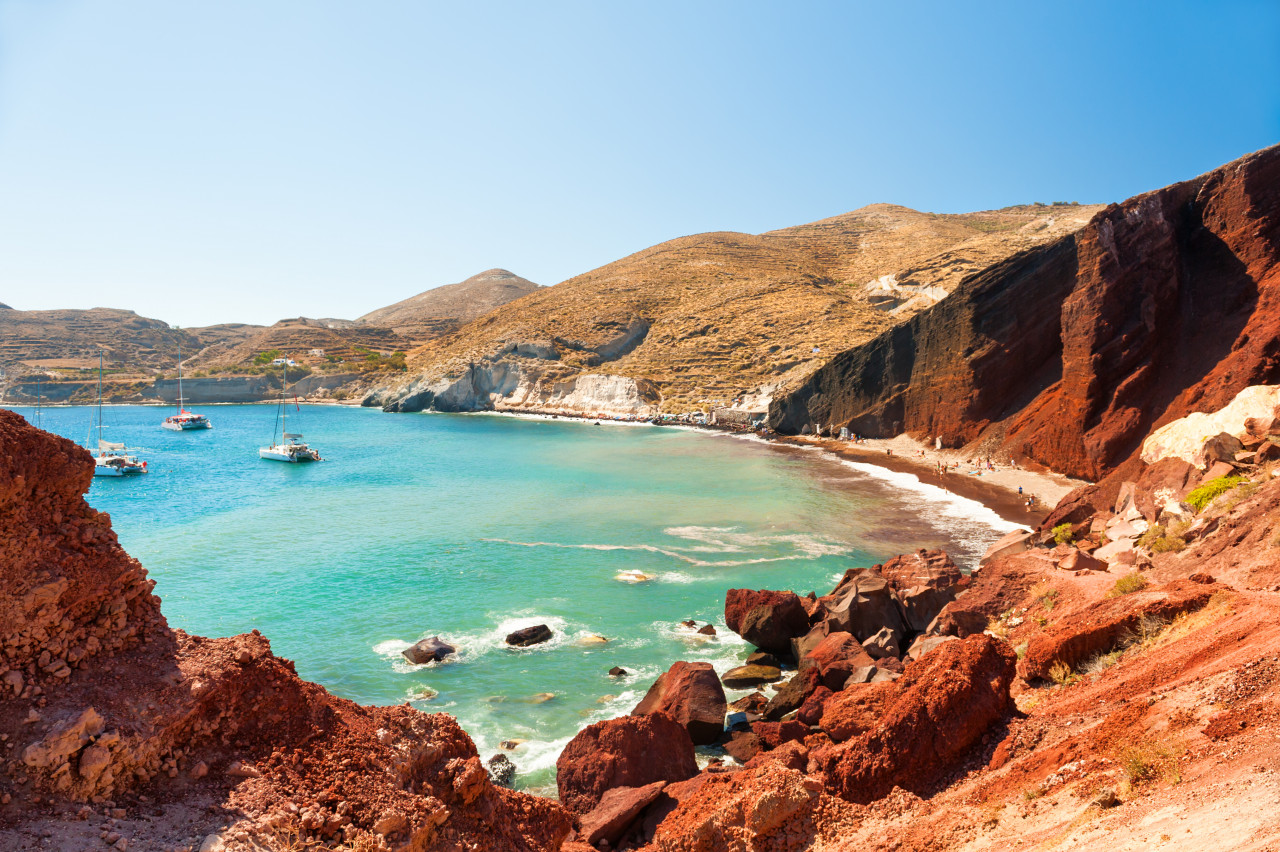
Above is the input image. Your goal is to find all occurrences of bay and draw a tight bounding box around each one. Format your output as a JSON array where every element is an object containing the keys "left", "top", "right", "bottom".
[{"left": 8, "top": 403, "right": 1017, "bottom": 790}]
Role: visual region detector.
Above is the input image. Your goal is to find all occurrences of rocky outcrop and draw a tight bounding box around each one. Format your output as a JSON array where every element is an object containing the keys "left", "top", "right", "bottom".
[
  {"left": 556, "top": 713, "right": 699, "bottom": 815},
  {"left": 0, "top": 410, "right": 572, "bottom": 850},
  {"left": 817, "top": 634, "right": 1017, "bottom": 803},
  {"left": 632, "top": 662, "right": 728, "bottom": 746},
  {"left": 1018, "top": 578, "right": 1221, "bottom": 680},
  {"left": 771, "top": 144, "right": 1280, "bottom": 483}
]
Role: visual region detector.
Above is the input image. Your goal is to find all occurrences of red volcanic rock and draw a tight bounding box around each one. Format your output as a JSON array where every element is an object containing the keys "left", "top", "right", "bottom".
[
  {"left": 771, "top": 144, "right": 1280, "bottom": 485},
  {"left": 928, "top": 550, "right": 1046, "bottom": 638},
  {"left": 762, "top": 666, "right": 821, "bottom": 721},
  {"left": 648, "top": 764, "right": 823, "bottom": 852},
  {"left": 557, "top": 713, "right": 699, "bottom": 815},
  {"left": 724, "top": 730, "right": 763, "bottom": 763},
  {"left": 819, "top": 681, "right": 897, "bottom": 743},
  {"left": 802, "top": 631, "right": 877, "bottom": 691},
  {"left": 796, "top": 685, "right": 833, "bottom": 726},
  {"left": 750, "top": 720, "right": 808, "bottom": 750},
  {"left": 822, "top": 569, "right": 909, "bottom": 644},
  {"left": 0, "top": 410, "right": 573, "bottom": 850},
  {"left": 818, "top": 634, "right": 1017, "bottom": 804},
  {"left": 633, "top": 661, "right": 728, "bottom": 746},
  {"left": 743, "top": 739, "right": 809, "bottom": 773},
  {"left": 879, "top": 549, "right": 968, "bottom": 633},
  {"left": 1019, "top": 578, "right": 1220, "bottom": 680},
  {"left": 724, "top": 589, "right": 810, "bottom": 653},
  {"left": 576, "top": 780, "right": 668, "bottom": 848}
]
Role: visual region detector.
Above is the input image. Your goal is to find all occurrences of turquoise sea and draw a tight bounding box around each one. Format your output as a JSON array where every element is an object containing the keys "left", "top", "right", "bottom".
[{"left": 8, "top": 403, "right": 1017, "bottom": 791}]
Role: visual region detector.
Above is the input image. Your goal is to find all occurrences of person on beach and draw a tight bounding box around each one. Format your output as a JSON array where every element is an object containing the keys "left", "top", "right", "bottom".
[{"left": 1018, "top": 486, "right": 1023, "bottom": 495}]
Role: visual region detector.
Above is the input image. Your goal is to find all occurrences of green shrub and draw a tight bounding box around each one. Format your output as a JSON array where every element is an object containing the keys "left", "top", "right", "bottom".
[
  {"left": 253, "top": 348, "right": 283, "bottom": 366},
  {"left": 1137, "top": 523, "right": 1187, "bottom": 554},
  {"left": 1186, "top": 475, "right": 1247, "bottom": 512},
  {"left": 1108, "top": 573, "right": 1149, "bottom": 598},
  {"left": 1051, "top": 522, "right": 1075, "bottom": 545}
]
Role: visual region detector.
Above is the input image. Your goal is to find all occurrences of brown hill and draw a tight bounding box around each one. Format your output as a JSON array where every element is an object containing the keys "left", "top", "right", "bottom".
[
  {"left": 0, "top": 307, "right": 222, "bottom": 376},
  {"left": 369, "top": 203, "right": 1099, "bottom": 415},
  {"left": 187, "top": 317, "right": 412, "bottom": 370},
  {"left": 357, "top": 268, "right": 542, "bottom": 339},
  {"left": 771, "top": 143, "right": 1280, "bottom": 484}
]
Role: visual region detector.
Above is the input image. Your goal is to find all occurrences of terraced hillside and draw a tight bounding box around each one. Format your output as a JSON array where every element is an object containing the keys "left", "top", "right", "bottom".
[
  {"left": 0, "top": 307, "right": 213, "bottom": 375},
  {"left": 369, "top": 202, "right": 1102, "bottom": 415}
]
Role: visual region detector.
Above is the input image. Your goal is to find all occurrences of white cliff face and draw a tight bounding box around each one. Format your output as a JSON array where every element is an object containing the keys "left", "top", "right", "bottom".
[
  {"left": 368, "top": 354, "right": 659, "bottom": 417},
  {"left": 1141, "top": 385, "right": 1280, "bottom": 466},
  {"left": 368, "top": 322, "right": 661, "bottom": 416}
]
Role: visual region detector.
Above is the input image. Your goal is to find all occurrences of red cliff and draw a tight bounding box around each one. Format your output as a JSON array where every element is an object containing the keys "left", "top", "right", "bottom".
[{"left": 770, "top": 144, "right": 1280, "bottom": 483}]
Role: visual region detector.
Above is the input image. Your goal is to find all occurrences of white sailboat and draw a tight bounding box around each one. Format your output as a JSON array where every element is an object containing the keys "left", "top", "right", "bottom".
[
  {"left": 89, "top": 352, "right": 147, "bottom": 477},
  {"left": 162, "top": 333, "right": 211, "bottom": 431},
  {"left": 259, "top": 361, "right": 321, "bottom": 463}
]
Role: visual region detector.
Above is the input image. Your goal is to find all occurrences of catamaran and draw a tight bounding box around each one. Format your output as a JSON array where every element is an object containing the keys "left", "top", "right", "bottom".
[
  {"left": 89, "top": 352, "right": 147, "bottom": 476},
  {"left": 259, "top": 361, "right": 321, "bottom": 463},
  {"left": 161, "top": 334, "right": 211, "bottom": 431}
]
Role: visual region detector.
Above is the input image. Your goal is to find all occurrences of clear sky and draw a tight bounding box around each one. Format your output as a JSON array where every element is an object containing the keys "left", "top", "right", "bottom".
[{"left": 0, "top": 1, "right": 1276, "bottom": 328}]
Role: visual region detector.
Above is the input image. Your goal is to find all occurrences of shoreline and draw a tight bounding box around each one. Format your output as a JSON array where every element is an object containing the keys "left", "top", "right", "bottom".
[{"left": 6, "top": 396, "right": 1084, "bottom": 526}]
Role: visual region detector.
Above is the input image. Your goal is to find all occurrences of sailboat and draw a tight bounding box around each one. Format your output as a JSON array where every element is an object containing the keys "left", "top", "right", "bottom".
[
  {"left": 162, "top": 333, "right": 211, "bottom": 430},
  {"left": 259, "top": 360, "right": 321, "bottom": 463},
  {"left": 89, "top": 352, "right": 147, "bottom": 476}
]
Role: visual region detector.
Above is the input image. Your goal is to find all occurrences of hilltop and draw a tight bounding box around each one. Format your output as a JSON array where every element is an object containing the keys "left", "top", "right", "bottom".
[
  {"left": 357, "top": 268, "right": 541, "bottom": 339},
  {"left": 367, "top": 203, "right": 1101, "bottom": 415}
]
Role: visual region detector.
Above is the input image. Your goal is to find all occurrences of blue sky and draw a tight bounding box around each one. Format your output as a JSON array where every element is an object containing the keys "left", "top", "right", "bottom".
[{"left": 0, "top": 1, "right": 1276, "bottom": 327}]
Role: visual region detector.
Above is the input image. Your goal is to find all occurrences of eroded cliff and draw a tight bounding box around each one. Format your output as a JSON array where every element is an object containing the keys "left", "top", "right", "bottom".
[{"left": 771, "top": 144, "right": 1280, "bottom": 483}]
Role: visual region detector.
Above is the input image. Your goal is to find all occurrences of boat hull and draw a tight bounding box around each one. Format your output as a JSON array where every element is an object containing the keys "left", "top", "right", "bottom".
[
  {"left": 259, "top": 447, "right": 320, "bottom": 463},
  {"left": 162, "top": 419, "right": 211, "bottom": 431}
]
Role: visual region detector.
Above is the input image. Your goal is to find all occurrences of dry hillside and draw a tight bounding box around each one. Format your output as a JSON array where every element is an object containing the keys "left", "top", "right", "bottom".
[
  {"left": 375, "top": 202, "right": 1101, "bottom": 413},
  {"left": 357, "top": 268, "right": 541, "bottom": 339}
]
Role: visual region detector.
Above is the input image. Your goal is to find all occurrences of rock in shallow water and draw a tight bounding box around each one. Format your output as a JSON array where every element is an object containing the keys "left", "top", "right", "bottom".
[
  {"left": 487, "top": 753, "right": 516, "bottom": 788},
  {"left": 401, "top": 636, "right": 456, "bottom": 664},
  {"left": 506, "top": 624, "right": 553, "bottom": 647},
  {"left": 720, "top": 665, "right": 783, "bottom": 689}
]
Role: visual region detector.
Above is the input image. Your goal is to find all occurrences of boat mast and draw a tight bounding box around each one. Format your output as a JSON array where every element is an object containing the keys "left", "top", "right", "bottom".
[
  {"left": 97, "top": 351, "right": 104, "bottom": 453},
  {"left": 281, "top": 359, "right": 287, "bottom": 442},
  {"left": 35, "top": 376, "right": 41, "bottom": 428},
  {"left": 176, "top": 330, "right": 184, "bottom": 413}
]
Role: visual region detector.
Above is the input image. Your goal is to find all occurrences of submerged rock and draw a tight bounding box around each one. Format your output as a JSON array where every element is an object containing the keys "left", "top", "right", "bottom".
[
  {"left": 401, "top": 636, "right": 456, "bottom": 664},
  {"left": 506, "top": 624, "right": 553, "bottom": 647},
  {"left": 608, "top": 666, "right": 629, "bottom": 677}
]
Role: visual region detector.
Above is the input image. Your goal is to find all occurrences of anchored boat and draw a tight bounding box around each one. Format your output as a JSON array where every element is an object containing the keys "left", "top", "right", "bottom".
[
  {"left": 89, "top": 352, "right": 147, "bottom": 476},
  {"left": 161, "top": 333, "right": 211, "bottom": 431},
  {"left": 259, "top": 361, "right": 321, "bottom": 463}
]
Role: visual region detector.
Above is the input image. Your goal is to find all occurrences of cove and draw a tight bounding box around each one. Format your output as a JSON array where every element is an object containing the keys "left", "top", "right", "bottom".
[{"left": 10, "top": 404, "right": 1017, "bottom": 791}]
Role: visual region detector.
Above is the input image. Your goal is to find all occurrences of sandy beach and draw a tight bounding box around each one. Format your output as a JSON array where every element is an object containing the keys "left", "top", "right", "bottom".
[{"left": 781, "top": 432, "right": 1088, "bottom": 527}]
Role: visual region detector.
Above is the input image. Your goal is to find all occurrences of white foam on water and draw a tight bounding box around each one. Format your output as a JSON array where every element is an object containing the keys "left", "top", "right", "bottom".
[{"left": 485, "top": 525, "right": 849, "bottom": 569}]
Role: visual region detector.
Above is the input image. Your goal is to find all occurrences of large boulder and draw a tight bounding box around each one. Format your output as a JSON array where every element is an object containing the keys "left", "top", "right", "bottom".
[
  {"left": 880, "top": 550, "right": 968, "bottom": 633},
  {"left": 506, "top": 624, "right": 553, "bottom": 647},
  {"left": 818, "top": 634, "right": 1017, "bottom": 803},
  {"left": 801, "top": 631, "right": 877, "bottom": 691},
  {"left": 401, "top": 636, "right": 456, "bottom": 664},
  {"left": 1196, "top": 432, "right": 1246, "bottom": 469},
  {"left": 632, "top": 661, "right": 727, "bottom": 746},
  {"left": 724, "top": 589, "right": 809, "bottom": 654},
  {"left": 557, "top": 714, "right": 698, "bottom": 815},
  {"left": 822, "top": 570, "right": 908, "bottom": 642}
]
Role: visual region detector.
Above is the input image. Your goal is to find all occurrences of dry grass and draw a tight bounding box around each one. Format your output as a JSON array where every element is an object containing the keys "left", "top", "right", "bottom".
[{"left": 1117, "top": 738, "right": 1184, "bottom": 788}]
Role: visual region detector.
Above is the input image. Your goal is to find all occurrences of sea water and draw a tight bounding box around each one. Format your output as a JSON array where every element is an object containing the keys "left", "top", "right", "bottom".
[{"left": 9, "top": 403, "right": 1018, "bottom": 791}]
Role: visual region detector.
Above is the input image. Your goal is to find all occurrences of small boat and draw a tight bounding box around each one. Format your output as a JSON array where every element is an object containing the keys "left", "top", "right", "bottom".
[
  {"left": 88, "top": 352, "right": 147, "bottom": 477},
  {"left": 259, "top": 361, "right": 321, "bottom": 463},
  {"left": 162, "top": 333, "right": 211, "bottom": 431}
]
